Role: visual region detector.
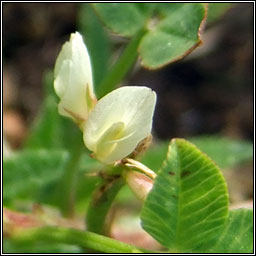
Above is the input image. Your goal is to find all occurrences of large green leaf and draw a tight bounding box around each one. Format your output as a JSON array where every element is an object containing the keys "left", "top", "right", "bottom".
[
  {"left": 139, "top": 3, "right": 206, "bottom": 68},
  {"left": 93, "top": 3, "right": 154, "bottom": 37},
  {"left": 3, "top": 150, "right": 69, "bottom": 204},
  {"left": 204, "top": 209, "right": 253, "bottom": 253},
  {"left": 189, "top": 135, "right": 253, "bottom": 169},
  {"left": 93, "top": 3, "right": 206, "bottom": 69},
  {"left": 141, "top": 138, "right": 229, "bottom": 252}
]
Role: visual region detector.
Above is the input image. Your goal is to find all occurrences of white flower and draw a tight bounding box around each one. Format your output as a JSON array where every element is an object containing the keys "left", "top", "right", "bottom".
[
  {"left": 53, "top": 32, "right": 157, "bottom": 165},
  {"left": 83, "top": 86, "right": 156, "bottom": 164},
  {"left": 53, "top": 32, "right": 96, "bottom": 127}
]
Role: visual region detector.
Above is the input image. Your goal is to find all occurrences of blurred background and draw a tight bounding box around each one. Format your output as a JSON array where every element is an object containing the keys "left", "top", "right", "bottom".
[
  {"left": 2, "top": 2, "right": 254, "bottom": 247},
  {"left": 3, "top": 3, "right": 253, "bottom": 146},
  {"left": 3, "top": 1, "right": 254, "bottom": 197}
]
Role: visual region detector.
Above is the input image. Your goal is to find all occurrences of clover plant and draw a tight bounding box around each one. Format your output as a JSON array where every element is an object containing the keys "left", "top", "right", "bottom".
[{"left": 3, "top": 3, "right": 253, "bottom": 253}]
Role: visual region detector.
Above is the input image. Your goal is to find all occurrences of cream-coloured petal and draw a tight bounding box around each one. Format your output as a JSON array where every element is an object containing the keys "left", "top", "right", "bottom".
[
  {"left": 53, "top": 32, "right": 96, "bottom": 123},
  {"left": 83, "top": 86, "right": 156, "bottom": 164},
  {"left": 95, "top": 121, "right": 125, "bottom": 159},
  {"left": 54, "top": 59, "right": 71, "bottom": 99},
  {"left": 54, "top": 41, "right": 72, "bottom": 79},
  {"left": 57, "top": 63, "right": 90, "bottom": 121},
  {"left": 69, "top": 32, "right": 94, "bottom": 98}
]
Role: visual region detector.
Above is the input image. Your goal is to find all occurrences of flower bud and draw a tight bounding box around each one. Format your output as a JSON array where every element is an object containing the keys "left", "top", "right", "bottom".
[
  {"left": 54, "top": 32, "right": 97, "bottom": 127},
  {"left": 83, "top": 86, "right": 156, "bottom": 164},
  {"left": 125, "top": 171, "right": 153, "bottom": 201}
]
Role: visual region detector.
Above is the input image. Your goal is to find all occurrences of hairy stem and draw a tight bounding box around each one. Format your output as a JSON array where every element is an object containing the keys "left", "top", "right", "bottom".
[{"left": 86, "top": 173, "right": 124, "bottom": 235}]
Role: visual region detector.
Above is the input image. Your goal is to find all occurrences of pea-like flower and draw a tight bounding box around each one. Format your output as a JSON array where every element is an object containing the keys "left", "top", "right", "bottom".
[
  {"left": 54, "top": 32, "right": 97, "bottom": 128},
  {"left": 83, "top": 86, "right": 156, "bottom": 164},
  {"left": 54, "top": 32, "right": 157, "bottom": 165}
]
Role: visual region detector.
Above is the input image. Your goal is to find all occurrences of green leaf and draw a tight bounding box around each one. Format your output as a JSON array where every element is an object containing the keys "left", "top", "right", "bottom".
[
  {"left": 140, "top": 3, "right": 206, "bottom": 68},
  {"left": 3, "top": 150, "right": 69, "bottom": 204},
  {"left": 3, "top": 148, "right": 102, "bottom": 211},
  {"left": 78, "top": 4, "right": 112, "bottom": 95},
  {"left": 189, "top": 135, "right": 253, "bottom": 169},
  {"left": 93, "top": 3, "right": 206, "bottom": 69},
  {"left": 204, "top": 209, "right": 253, "bottom": 253},
  {"left": 93, "top": 3, "right": 154, "bottom": 37},
  {"left": 141, "top": 138, "right": 229, "bottom": 252}
]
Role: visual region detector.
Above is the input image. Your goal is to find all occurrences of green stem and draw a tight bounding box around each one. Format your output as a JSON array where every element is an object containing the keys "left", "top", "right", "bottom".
[
  {"left": 86, "top": 173, "right": 124, "bottom": 235},
  {"left": 13, "top": 226, "right": 156, "bottom": 253},
  {"left": 58, "top": 141, "right": 83, "bottom": 218},
  {"left": 97, "top": 28, "right": 147, "bottom": 98}
]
